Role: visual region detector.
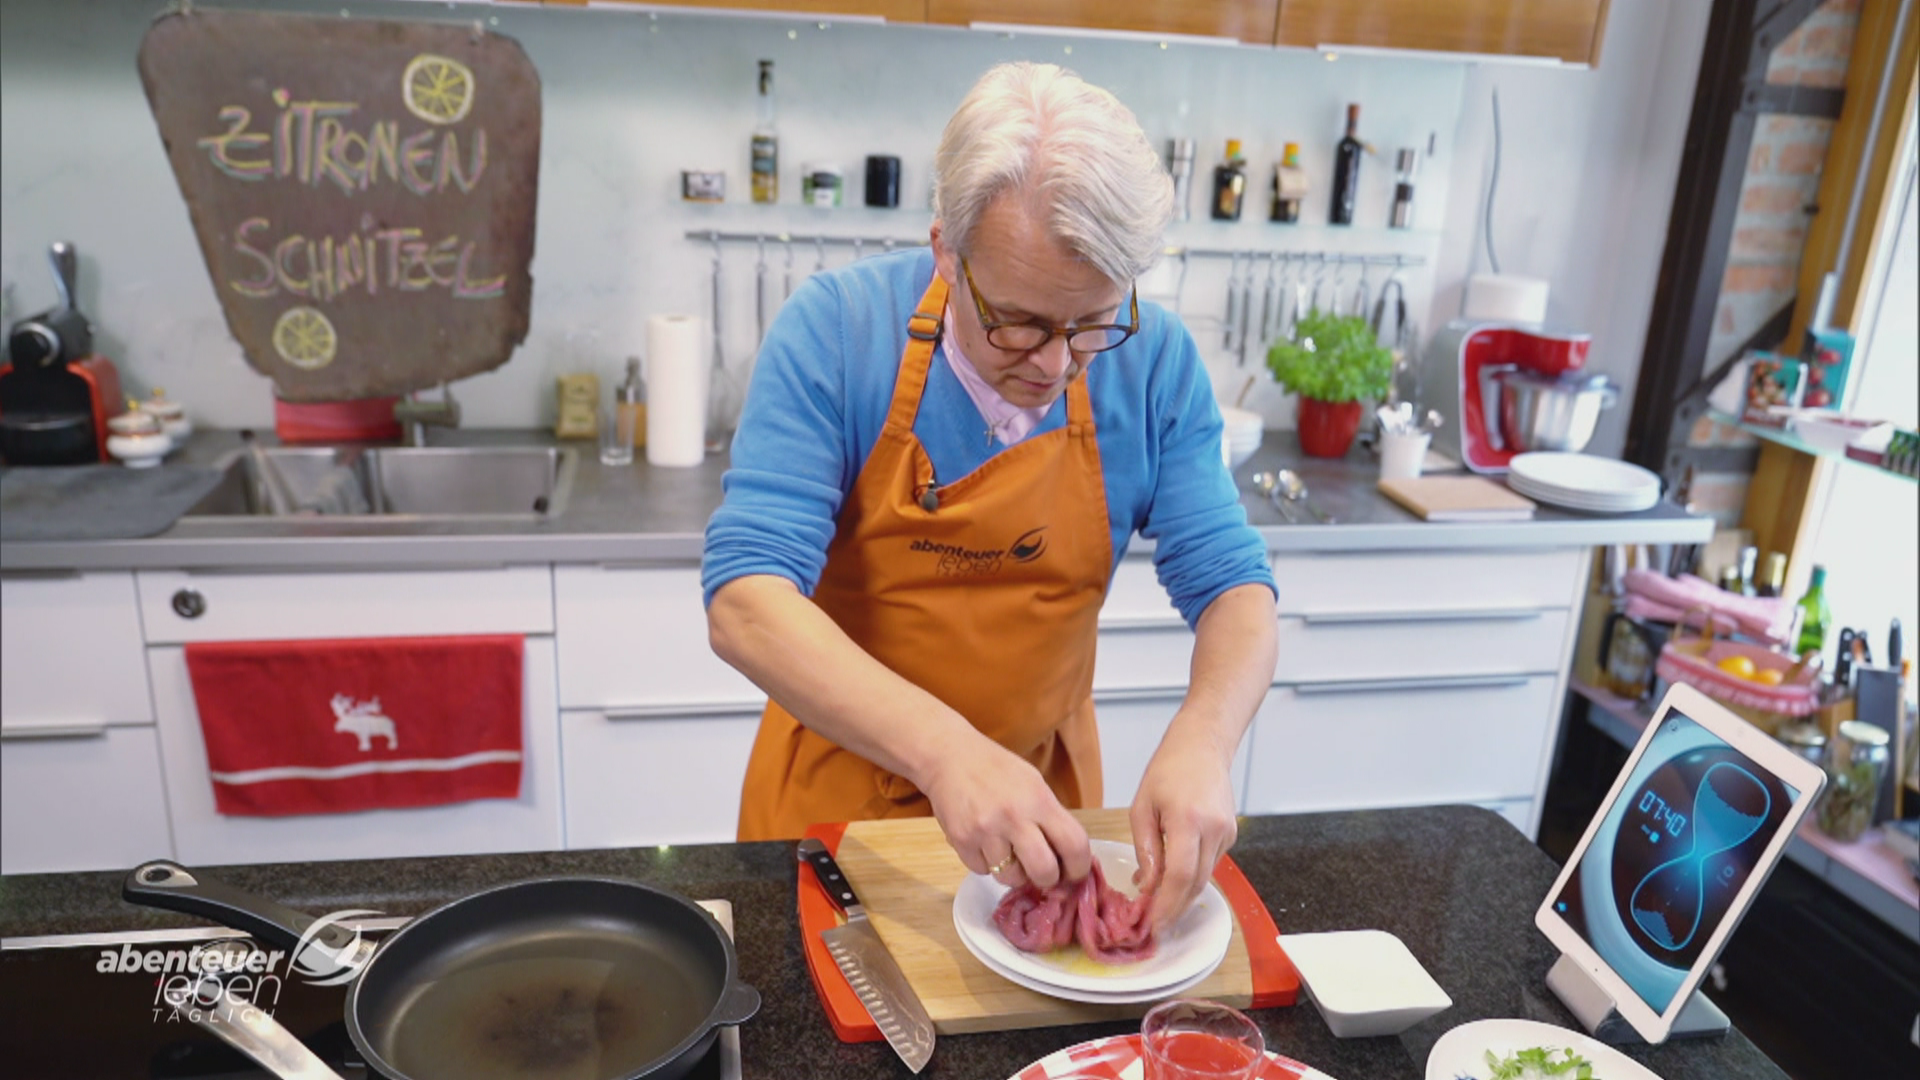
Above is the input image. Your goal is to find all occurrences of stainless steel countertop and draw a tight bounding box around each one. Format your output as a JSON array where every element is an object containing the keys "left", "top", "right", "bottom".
[{"left": 0, "top": 429, "right": 1712, "bottom": 572}]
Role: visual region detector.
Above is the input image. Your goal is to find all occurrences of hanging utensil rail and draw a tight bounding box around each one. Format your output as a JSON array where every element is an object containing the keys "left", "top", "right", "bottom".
[
  {"left": 686, "top": 229, "right": 927, "bottom": 249},
  {"left": 1163, "top": 247, "right": 1425, "bottom": 267}
]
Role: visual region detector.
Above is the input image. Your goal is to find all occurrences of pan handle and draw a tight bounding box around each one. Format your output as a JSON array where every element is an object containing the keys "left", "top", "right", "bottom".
[
  {"left": 164, "top": 963, "right": 347, "bottom": 1080},
  {"left": 123, "top": 860, "right": 350, "bottom": 954},
  {"left": 711, "top": 981, "right": 762, "bottom": 1027}
]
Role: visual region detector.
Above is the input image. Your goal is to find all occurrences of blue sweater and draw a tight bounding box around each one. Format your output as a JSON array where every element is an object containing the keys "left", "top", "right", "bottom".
[{"left": 702, "top": 249, "right": 1273, "bottom": 628}]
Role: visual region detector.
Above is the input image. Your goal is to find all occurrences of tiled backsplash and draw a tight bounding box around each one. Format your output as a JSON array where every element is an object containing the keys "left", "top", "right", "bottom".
[{"left": 0, "top": 0, "right": 1473, "bottom": 430}]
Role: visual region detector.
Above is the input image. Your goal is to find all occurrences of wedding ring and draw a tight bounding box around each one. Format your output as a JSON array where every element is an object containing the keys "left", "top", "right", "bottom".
[{"left": 986, "top": 854, "right": 1016, "bottom": 876}]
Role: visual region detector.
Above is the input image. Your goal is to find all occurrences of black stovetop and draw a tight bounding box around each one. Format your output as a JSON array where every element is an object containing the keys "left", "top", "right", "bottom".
[{"left": 0, "top": 924, "right": 734, "bottom": 1080}]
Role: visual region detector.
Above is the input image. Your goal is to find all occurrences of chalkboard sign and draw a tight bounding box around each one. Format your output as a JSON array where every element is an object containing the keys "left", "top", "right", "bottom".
[{"left": 138, "top": 9, "right": 540, "bottom": 402}]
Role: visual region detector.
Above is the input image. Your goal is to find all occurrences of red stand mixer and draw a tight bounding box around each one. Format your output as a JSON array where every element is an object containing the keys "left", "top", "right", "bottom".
[
  {"left": 1420, "top": 321, "right": 1617, "bottom": 474},
  {"left": 0, "top": 242, "right": 126, "bottom": 465}
]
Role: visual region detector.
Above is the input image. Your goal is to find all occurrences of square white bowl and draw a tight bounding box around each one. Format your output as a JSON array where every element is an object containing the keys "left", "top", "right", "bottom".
[{"left": 1280, "top": 929, "right": 1452, "bottom": 1038}]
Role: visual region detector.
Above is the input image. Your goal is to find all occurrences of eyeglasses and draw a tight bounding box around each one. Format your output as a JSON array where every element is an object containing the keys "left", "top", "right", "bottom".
[{"left": 960, "top": 256, "right": 1139, "bottom": 354}]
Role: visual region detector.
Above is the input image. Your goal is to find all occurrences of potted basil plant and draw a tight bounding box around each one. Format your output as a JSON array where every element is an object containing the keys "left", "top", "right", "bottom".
[{"left": 1265, "top": 310, "right": 1394, "bottom": 458}]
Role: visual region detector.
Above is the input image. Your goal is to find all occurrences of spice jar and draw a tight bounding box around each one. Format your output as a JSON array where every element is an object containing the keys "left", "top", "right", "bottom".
[
  {"left": 1775, "top": 721, "right": 1827, "bottom": 770},
  {"left": 801, "top": 164, "right": 843, "bottom": 208},
  {"left": 1817, "top": 720, "right": 1889, "bottom": 842}
]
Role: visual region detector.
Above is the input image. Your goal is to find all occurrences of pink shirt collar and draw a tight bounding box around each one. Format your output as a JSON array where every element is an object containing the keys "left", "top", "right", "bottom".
[{"left": 941, "top": 303, "right": 1050, "bottom": 446}]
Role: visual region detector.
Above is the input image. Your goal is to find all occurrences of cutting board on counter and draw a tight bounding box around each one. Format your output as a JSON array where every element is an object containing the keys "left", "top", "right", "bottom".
[{"left": 797, "top": 809, "right": 1297, "bottom": 1039}]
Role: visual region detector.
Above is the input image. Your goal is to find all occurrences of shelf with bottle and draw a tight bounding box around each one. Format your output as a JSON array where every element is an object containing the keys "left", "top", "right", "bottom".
[{"left": 1706, "top": 408, "right": 1918, "bottom": 485}]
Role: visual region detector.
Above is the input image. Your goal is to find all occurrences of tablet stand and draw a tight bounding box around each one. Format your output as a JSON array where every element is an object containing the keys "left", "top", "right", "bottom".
[{"left": 1546, "top": 954, "right": 1730, "bottom": 1044}]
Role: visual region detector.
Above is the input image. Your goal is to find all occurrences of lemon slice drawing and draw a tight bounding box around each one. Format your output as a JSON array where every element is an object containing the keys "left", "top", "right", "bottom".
[
  {"left": 402, "top": 53, "right": 475, "bottom": 126},
  {"left": 273, "top": 306, "right": 338, "bottom": 370}
]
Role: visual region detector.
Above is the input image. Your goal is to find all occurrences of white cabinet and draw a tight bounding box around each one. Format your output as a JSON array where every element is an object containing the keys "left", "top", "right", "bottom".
[
  {"left": 1093, "top": 690, "right": 1251, "bottom": 812},
  {"left": 136, "top": 567, "right": 554, "bottom": 644},
  {"left": 1242, "top": 675, "right": 1560, "bottom": 817},
  {"left": 553, "top": 564, "right": 765, "bottom": 848},
  {"left": 149, "top": 637, "right": 565, "bottom": 866},
  {"left": 561, "top": 704, "right": 763, "bottom": 848},
  {"left": 1, "top": 571, "right": 151, "bottom": 733},
  {"left": 1, "top": 726, "right": 173, "bottom": 874},
  {"left": 554, "top": 565, "right": 762, "bottom": 709}
]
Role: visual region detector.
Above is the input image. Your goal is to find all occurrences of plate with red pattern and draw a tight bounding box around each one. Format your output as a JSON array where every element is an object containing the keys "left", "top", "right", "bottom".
[{"left": 1005, "top": 1034, "right": 1339, "bottom": 1080}]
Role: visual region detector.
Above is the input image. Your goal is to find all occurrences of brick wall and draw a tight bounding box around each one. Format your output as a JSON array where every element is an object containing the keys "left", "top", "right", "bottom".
[{"left": 1684, "top": 0, "right": 1859, "bottom": 524}]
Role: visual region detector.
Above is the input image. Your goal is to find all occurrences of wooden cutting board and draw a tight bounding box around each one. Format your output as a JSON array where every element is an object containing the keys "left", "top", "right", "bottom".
[{"left": 831, "top": 808, "right": 1264, "bottom": 1035}]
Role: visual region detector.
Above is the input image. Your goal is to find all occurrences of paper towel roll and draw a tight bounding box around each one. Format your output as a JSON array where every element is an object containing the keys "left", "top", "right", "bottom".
[
  {"left": 646, "top": 314, "right": 708, "bottom": 467},
  {"left": 1463, "top": 274, "right": 1550, "bottom": 325}
]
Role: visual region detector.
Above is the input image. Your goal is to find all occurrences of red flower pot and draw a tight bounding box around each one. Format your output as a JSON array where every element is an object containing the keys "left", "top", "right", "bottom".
[{"left": 1296, "top": 397, "right": 1364, "bottom": 458}]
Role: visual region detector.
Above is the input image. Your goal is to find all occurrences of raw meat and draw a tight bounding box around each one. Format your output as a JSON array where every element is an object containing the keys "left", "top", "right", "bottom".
[
  {"left": 1074, "top": 861, "right": 1157, "bottom": 964},
  {"left": 990, "top": 861, "right": 1158, "bottom": 963}
]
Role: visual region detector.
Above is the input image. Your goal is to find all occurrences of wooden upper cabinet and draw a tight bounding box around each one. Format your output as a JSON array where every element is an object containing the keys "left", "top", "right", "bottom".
[
  {"left": 1275, "top": 0, "right": 1611, "bottom": 66},
  {"left": 928, "top": 1, "right": 1282, "bottom": 46},
  {"left": 539, "top": 0, "right": 927, "bottom": 22}
]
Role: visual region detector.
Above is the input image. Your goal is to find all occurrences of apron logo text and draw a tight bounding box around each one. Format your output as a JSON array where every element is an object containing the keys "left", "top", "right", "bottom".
[{"left": 910, "top": 526, "right": 1048, "bottom": 577}]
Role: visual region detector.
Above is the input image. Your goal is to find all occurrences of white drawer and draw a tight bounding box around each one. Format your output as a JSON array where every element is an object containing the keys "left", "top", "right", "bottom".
[
  {"left": 1271, "top": 548, "right": 1583, "bottom": 618},
  {"left": 1092, "top": 690, "right": 1250, "bottom": 813},
  {"left": 554, "top": 565, "right": 762, "bottom": 709},
  {"left": 1242, "top": 673, "right": 1559, "bottom": 815},
  {"left": 1273, "top": 607, "right": 1573, "bottom": 683},
  {"left": 561, "top": 704, "right": 763, "bottom": 848},
  {"left": 1093, "top": 625, "right": 1195, "bottom": 692},
  {"left": 1, "top": 725, "right": 174, "bottom": 873},
  {"left": 137, "top": 567, "right": 554, "bottom": 644},
  {"left": 149, "top": 638, "right": 565, "bottom": 865},
  {"left": 1, "top": 571, "right": 152, "bottom": 731},
  {"left": 1100, "top": 558, "right": 1182, "bottom": 625}
]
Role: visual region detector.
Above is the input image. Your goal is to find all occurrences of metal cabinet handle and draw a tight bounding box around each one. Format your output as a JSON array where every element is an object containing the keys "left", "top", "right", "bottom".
[
  {"left": 600, "top": 701, "right": 767, "bottom": 721},
  {"left": 1298, "top": 608, "right": 1546, "bottom": 625},
  {"left": 171, "top": 589, "right": 207, "bottom": 619},
  {"left": 1292, "top": 675, "right": 1534, "bottom": 695},
  {"left": 0, "top": 723, "right": 109, "bottom": 741}
]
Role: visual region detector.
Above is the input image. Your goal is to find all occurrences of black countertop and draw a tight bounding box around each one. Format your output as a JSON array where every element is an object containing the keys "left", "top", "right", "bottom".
[{"left": 0, "top": 806, "right": 1783, "bottom": 1079}]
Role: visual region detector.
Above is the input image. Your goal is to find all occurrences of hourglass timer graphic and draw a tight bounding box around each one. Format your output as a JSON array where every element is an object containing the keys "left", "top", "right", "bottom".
[{"left": 1627, "top": 762, "right": 1771, "bottom": 952}]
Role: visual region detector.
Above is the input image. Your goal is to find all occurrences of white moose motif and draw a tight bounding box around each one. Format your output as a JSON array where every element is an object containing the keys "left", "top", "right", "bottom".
[{"left": 330, "top": 694, "right": 398, "bottom": 752}]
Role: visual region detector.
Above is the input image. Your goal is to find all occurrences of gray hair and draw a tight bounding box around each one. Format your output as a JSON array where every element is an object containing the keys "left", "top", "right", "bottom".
[{"left": 933, "top": 63, "right": 1173, "bottom": 288}]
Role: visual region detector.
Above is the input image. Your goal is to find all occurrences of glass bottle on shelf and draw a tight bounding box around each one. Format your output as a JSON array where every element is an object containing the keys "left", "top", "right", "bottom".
[
  {"left": 1329, "top": 104, "right": 1363, "bottom": 226},
  {"left": 1269, "top": 142, "right": 1308, "bottom": 223},
  {"left": 1757, "top": 552, "right": 1788, "bottom": 598},
  {"left": 1211, "top": 139, "right": 1247, "bottom": 222},
  {"left": 751, "top": 60, "right": 778, "bottom": 204},
  {"left": 1794, "top": 564, "right": 1832, "bottom": 658}
]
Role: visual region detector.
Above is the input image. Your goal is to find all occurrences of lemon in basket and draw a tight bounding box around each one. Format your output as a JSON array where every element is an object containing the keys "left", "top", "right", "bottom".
[
  {"left": 1717, "top": 655, "right": 1758, "bottom": 680},
  {"left": 1753, "top": 667, "right": 1785, "bottom": 686}
]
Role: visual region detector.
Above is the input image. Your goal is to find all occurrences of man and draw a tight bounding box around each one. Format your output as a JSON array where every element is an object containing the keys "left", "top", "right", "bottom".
[{"left": 704, "top": 62, "right": 1275, "bottom": 929}]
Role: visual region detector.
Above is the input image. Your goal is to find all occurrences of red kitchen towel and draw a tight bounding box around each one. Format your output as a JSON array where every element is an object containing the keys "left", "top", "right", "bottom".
[{"left": 184, "top": 635, "right": 523, "bottom": 817}]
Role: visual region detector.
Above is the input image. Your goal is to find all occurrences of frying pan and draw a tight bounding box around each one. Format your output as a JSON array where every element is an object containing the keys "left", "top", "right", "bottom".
[{"left": 124, "top": 860, "right": 760, "bottom": 1080}]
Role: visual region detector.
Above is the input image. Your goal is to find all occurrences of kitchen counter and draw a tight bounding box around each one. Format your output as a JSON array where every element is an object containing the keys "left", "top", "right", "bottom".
[
  {"left": 0, "top": 430, "right": 1711, "bottom": 571},
  {"left": 0, "top": 806, "right": 1785, "bottom": 1079}
]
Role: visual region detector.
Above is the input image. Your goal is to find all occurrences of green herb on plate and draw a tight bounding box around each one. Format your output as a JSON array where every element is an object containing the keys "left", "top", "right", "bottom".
[{"left": 1481, "top": 1045, "right": 1598, "bottom": 1079}]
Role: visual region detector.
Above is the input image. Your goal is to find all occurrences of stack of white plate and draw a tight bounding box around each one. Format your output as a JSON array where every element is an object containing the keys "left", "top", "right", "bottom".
[
  {"left": 1507, "top": 452, "right": 1662, "bottom": 513},
  {"left": 1220, "top": 407, "right": 1265, "bottom": 470},
  {"left": 949, "top": 839, "right": 1235, "bottom": 1004}
]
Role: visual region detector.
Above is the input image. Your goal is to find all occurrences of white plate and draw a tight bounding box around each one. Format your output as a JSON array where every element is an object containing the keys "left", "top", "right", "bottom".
[
  {"left": 1509, "top": 452, "right": 1661, "bottom": 497},
  {"left": 952, "top": 838, "right": 1235, "bottom": 995},
  {"left": 1508, "top": 477, "right": 1658, "bottom": 514},
  {"left": 966, "top": 925, "right": 1224, "bottom": 1004},
  {"left": 1426, "top": 1018, "right": 1665, "bottom": 1080}
]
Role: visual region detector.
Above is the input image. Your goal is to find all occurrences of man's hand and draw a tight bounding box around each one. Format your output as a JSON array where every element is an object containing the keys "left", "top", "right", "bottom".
[
  {"left": 923, "top": 732, "right": 1092, "bottom": 892},
  {"left": 1128, "top": 733, "right": 1239, "bottom": 931}
]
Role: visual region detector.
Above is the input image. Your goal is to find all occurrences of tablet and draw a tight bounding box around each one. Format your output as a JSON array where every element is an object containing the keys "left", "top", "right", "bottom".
[{"left": 1534, "top": 683, "right": 1826, "bottom": 1043}]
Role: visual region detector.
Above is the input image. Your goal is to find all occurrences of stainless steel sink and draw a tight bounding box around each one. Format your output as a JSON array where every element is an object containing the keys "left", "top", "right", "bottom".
[{"left": 185, "top": 445, "right": 576, "bottom": 521}]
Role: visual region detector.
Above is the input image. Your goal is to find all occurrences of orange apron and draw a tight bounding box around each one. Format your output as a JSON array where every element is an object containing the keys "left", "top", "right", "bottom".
[{"left": 737, "top": 273, "right": 1115, "bottom": 840}]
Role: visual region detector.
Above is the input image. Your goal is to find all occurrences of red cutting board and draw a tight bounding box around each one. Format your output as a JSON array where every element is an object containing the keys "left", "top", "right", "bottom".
[{"left": 797, "top": 809, "right": 1298, "bottom": 1040}]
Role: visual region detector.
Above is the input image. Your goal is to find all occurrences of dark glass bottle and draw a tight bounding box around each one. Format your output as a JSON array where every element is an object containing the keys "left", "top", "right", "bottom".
[
  {"left": 1211, "top": 139, "right": 1247, "bottom": 222},
  {"left": 1329, "top": 103, "right": 1363, "bottom": 226}
]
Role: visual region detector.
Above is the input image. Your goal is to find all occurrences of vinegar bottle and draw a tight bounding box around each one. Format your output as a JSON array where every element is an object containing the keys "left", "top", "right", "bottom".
[{"left": 1329, "top": 104, "right": 1363, "bottom": 226}]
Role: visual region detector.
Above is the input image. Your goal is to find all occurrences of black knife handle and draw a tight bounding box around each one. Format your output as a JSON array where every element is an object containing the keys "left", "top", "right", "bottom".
[{"left": 797, "top": 838, "right": 861, "bottom": 913}]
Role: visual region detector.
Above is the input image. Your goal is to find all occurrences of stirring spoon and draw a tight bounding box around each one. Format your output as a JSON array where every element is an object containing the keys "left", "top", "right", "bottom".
[{"left": 1250, "top": 471, "right": 1299, "bottom": 523}]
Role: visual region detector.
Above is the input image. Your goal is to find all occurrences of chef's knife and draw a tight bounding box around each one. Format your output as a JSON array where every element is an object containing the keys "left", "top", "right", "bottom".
[{"left": 798, "top": 838, "right": 935, "bottom": 1073}]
